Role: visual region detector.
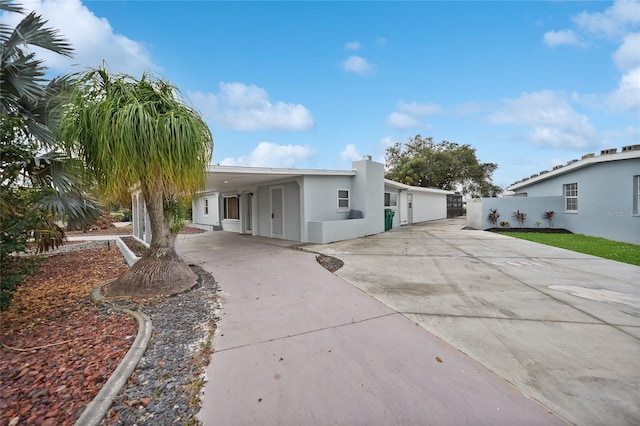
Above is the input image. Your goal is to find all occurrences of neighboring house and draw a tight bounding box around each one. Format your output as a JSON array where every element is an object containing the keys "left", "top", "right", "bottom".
[
  {"left": 184, "top": 156, "right": 454, "bottom": 244},
  {"left": 467, "top": 145, "right": 640, "bottom": 245}
]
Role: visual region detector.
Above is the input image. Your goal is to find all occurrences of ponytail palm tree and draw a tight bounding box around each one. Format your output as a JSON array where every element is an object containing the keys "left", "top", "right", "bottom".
[{"left": 59, "top": 68, "right": 213, "bottom": 298}]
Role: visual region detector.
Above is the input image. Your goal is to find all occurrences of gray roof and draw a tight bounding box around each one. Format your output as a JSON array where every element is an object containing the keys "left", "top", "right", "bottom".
[{"left": 507, "top": 147, "right": 640, "bottom": 191}]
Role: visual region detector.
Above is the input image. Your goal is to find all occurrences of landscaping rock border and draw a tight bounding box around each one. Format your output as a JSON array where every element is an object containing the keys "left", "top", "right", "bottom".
[{"left": 486, "top": 227, "right": 572, "bottom": 234}]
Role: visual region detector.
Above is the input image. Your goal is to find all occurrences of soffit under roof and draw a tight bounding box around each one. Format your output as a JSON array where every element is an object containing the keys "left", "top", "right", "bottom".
[{"left": 204, "top": 165, "right": 355, "bottom": 192}]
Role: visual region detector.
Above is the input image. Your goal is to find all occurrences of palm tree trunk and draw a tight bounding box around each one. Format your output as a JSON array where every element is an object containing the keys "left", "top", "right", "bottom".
[{"left": 105, "top": 182, "right": 197, "bottom": 299}]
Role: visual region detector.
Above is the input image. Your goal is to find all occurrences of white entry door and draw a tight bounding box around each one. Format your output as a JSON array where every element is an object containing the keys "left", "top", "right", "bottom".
[{"left": 270, "top": 186, "right": 284, "bottom": 238}]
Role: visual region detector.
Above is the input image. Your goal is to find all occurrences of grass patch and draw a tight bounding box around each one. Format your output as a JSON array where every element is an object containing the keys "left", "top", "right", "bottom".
[{"left": 501, "top": 232, "right": 640, "bottom": 266}]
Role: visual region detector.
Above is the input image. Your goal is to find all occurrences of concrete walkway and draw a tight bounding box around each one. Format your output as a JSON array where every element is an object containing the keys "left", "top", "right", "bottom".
[
  {"left": 178, "top": 231, "right": 566, "bottom": 425},
  {"left": 313, "top": 218, "right": 640, "bottom": 426}
]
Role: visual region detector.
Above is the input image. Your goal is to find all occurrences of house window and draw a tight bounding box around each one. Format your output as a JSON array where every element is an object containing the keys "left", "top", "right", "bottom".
[
  {"left": 337, "top": 189, "right": 350, "bottom": 211},
  {"left": 634, "top": 175, "right": 640, "bottom": 215},
  {"left": 223, "top": 196, "right": 239, "bottom": 220},
  {"left": 564, "top": 183, "right": 578, "bottom": 212},
  {"left": 384, "top": 192, "right": 397, "bottom": 207},
  {"left": 204, "top": 198, "right": 209, "bottom": 216}
]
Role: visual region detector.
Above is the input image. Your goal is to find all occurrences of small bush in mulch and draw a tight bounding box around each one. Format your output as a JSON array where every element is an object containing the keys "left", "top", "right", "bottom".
[{"left": 486, "top": 228, "right": 572, "bottom": 234}]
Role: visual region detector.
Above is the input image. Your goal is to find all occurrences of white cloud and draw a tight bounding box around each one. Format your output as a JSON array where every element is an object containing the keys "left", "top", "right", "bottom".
[
  {"left": 377, "top": 136, "right": 396, "bottom": 164},
  {"left": 379, "top": 136, "right": 396, "bottom": 149},
  {"left": 573, "top": 0, "right": 640, "bottom": 39},
  {"left": 489, "top": 90, "right": 600, "bottom": 149},
  {"left": 345, "top": 41, "right": 361, "bottom": 50},
  {"left": 189, "top": 82, "right": 315, "bottom": 131},
  {"left": 546, "top": 2, "right": 640, "bottom": 116},
  {"left": 2, "top": 0, "right": 155, "bottom": 75},
  {"left": 342, "top": 55, "right": 374, "bottom": 75},
  {"left": 386, "top": 101, "right": 442, "bottom": 129},
  {"left": 397, "top": 101, "right": 443, "bottom": 116},
  {"left": 220, "top": 142, "right": 315, "bottom": 168},
  {"left": 375, "top": 37, "right": 388, "bottom": 46},
  {"left": 339, "top": 144, "right": 362, "bottom": 162},
  {"left": 543, "top": 30, "right": 582, "bottom": 47},
  {"left": 612, "top": 33, "right": 640, "bottom": 71},
  {"left": 608, "top": 67, "right": 640, "bottom": 111},
  {"left": 386, "top": 112, "right": 422, "bottom": 129},
  {"left": 451, "top": 101, "right": 488, "bottom": 116}
]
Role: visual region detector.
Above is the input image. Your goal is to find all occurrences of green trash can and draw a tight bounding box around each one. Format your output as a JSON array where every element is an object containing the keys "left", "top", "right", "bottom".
[{"left": 384, "top": 209, "right": 395, "bottom": 231}]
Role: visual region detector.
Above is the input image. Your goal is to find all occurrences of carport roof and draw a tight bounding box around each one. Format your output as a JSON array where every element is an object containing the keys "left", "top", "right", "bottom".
[{"left": 204, "top": 164, "right": 356, "bottom": 192}]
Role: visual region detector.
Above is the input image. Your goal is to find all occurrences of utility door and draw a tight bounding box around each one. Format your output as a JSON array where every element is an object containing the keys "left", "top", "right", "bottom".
[
  {"left": 407, "top": 193, "right": 414, "bottom": 224},
  {"left": 270, "top": 186, "right": 284, "bottom": 238},
  {"left": 400, "top": 191, "right": 408, "bottom": 225}
]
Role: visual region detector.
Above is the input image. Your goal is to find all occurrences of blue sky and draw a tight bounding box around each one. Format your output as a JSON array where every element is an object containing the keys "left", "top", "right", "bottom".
[{"left": 7, "top": 0, "right": 640, "bottom": 189}]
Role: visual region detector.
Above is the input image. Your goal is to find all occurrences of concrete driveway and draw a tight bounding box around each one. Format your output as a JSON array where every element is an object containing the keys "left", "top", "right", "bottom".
[
  {"left": 177, "top": 230, "right": 566, "bottom": 425},
  {"left": 313, "top": 218, "right": 640, "bottom": 426}
]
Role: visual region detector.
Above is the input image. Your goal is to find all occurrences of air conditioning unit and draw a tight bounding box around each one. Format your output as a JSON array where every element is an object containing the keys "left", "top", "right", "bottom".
[
  {"left": 581, "top": 153, "right": 595, "bottom": 159},
  {"left": 622, "top": 144, "right": 640, "bottom": 152},
  {"left": 600, "top": 148, "right": 617, "bottom": 155}
]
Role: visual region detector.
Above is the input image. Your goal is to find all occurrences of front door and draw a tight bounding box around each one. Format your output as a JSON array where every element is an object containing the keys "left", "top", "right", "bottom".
[
  {"left": 270, "top": 186, "right": 284, "bottom": 238},
  {"left": 245, "top": 192, "right": 253, "bottom": 232}
]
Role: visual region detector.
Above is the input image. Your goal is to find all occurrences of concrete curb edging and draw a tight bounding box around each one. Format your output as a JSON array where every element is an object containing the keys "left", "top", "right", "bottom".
[
  {"left": 115, "top": 236, "right": 146, "bottom": 267},
  {"left": 74, "top": 286, "right": 153, "bottom": 426}
]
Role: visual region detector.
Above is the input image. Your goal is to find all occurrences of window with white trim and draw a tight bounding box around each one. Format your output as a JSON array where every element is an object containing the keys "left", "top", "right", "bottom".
[
  {"left": 384, "top": 192, "right": 397, "bottom": 207},
  {"left": 223, "top": 196, "right": 239, "bottom": 220},
  {"left": 634, "top": 175, "right": 639, "bottom": 215},
  {"left": 337, "top": 189, "right": 350, "bottom": 211},
  {"left": 204, "top": 198, "right": 209, "bottom": 216},
  {"left": 564, "top": 183, "right": 578, "bottom": 212}
]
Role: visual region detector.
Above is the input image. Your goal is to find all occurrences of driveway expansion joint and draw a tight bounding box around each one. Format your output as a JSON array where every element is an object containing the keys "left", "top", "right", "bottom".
[{"left": 215, "top": 312, "right": 398, "bottom": 353}]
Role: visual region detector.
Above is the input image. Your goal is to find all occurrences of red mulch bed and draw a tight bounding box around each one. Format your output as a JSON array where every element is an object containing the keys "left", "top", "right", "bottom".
[{"left": 0, "top": 247, "right": 135, "bottom": 425}]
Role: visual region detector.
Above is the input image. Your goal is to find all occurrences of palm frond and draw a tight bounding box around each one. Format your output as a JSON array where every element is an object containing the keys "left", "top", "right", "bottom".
[
  {"left": 0, "top": 0, "right": 24, "bottom": 14},
  {"left": 2, "top": 11, "right": 72, "bottom": 58}
]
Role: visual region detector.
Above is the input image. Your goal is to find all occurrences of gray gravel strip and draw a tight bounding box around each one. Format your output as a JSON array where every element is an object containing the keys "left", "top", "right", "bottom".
[{"left": 101, "top": 266, "right": 219, "bottom": 425}]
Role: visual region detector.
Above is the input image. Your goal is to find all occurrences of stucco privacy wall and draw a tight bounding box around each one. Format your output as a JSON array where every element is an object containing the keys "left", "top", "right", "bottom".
[{"left": 469, "top": 196, "right": 567, "bottom": 230}]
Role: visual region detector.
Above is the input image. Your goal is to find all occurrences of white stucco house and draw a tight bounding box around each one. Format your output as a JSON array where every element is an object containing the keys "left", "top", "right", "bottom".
[
  {"left": 467, "top": 145, "right": 640, "bottom": 245},
  {"left": 183, "top": 156, "right": 454, "bottom": 244}
]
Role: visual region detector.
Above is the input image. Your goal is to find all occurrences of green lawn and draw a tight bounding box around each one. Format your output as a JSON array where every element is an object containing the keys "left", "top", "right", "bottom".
[{"left": 501, "top": 232, "right": 640, "bottom": 266}]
